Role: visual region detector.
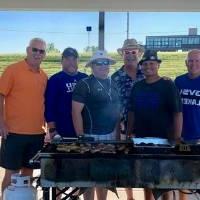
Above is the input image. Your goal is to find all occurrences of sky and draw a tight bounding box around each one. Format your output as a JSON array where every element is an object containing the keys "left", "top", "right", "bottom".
[{"left": 0, "top": 11, "right": 200, "bottom": 53}]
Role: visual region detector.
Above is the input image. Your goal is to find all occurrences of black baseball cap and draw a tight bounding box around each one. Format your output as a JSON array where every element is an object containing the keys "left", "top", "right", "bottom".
[
  {"left": 62, "top": 47, "right": 79, "bottom": 59},
  {"left": 139, "top": 50, "right": 161, "bottom": 65}
]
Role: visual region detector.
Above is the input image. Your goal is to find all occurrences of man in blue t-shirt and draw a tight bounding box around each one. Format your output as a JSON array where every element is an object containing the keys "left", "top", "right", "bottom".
[
  {"left": 45, "top": 47, "right": 87, "bottom": 139},
  {"left": 175, "top": 49, "right": 200, "bottom": 142},
  {"left": 175, "top": 49, "right": 200, "bottom": 200}
]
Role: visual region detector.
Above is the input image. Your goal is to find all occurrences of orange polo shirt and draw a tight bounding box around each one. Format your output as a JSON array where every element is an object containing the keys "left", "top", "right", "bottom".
[{"left": 0, "top": 60, "right": 48, "bottom": 134}]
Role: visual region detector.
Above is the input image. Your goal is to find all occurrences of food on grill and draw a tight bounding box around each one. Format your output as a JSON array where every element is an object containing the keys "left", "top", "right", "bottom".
[
  {"left": 92, "top": 143, "right": 116, "bottom": 154},
  {"left": 117, "top": 144, "right": 126, "bottom": 151},
  {"left": 56, "top": 143, "right": 132, "bottom": 154},
  {"left": 57, "top": 143, "right": 80, "bottom": 152}
]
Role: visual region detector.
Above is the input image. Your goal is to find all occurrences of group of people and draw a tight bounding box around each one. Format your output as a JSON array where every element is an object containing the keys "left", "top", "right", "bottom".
[{"left": 0, "top": 37, "right": 199, "bottom": 200}]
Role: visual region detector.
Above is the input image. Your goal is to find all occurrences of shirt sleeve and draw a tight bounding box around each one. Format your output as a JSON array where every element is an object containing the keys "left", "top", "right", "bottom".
[
  {"left": 72, "top": 80, "right": 89, "bottom": 103},
  {"left": 0, "top": 66, "right": 15, "bottom": 96},
  {"left": 44, "top": 76, "right": 58, "bottom": 122},
  {"left": 166, "top": 80, "right": 182, "bottom": 113}
]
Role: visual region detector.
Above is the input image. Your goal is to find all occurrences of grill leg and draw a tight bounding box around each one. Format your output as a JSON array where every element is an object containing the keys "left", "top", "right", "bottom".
[
  {"left": 52, "top": 187, "right": 57, "bottom": 200},
  {"left": 54, "top": 187, "right": 80, "bottom": 200},
  {"left": 42, "top": 187, "right": 50, "bottom": 200}
]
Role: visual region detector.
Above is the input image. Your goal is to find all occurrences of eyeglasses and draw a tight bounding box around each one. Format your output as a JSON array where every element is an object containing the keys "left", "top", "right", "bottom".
[
  {"left": 94, "top": 60, "right": 109, "bottom": 66},
  {"left": 124, "top": 50, "right": 137, "bottom": 55},
  {"left": 32, "top": 47, "right": 45, "bottom": 54}
]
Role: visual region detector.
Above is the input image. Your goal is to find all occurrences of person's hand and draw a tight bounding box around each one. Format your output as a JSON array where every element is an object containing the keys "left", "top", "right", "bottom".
[
  {"left": 175, "top": 137, "right": 182, "bottom": 145},
  {"left": 128, "top": 133, "right": 135, "bottom": 139},
  {"left": 46, "top": 128, "right": 58, "bottom": 143},
  {"left": 44, "top": 133, "right": 51, "bottom": 144},
  {"left": 0, "top": 121, "right": 8, "bottom": 139},
  {"left": 49, "top": 131, "right": 58, "bottom": 141}
]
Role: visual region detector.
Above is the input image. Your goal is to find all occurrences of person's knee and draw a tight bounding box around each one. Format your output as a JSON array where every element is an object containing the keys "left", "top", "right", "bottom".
[
  {"left": 83, "top": 188, "right": 95, "bottom": 200},
  {"left": 4, "top": 169, "right": 19, "bottom": 180},
  {"left": 2, "top": 169, "right": 19, "bottom": 192}
]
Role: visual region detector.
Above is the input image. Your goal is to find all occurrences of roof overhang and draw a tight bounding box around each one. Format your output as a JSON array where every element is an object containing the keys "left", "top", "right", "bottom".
[{"left": 0, "top": 0, "right": 200, "bottom": 11}]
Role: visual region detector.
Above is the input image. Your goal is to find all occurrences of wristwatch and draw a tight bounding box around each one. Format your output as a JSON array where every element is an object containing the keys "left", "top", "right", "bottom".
[
  {"left": 78, "top": 134, "right": 84, "bottom": 139},
  {"left": 49, "top": 128, "right": 57, "bottom": 133}
]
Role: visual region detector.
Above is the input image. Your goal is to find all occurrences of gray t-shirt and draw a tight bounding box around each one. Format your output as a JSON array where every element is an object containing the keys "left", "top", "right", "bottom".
[{"left": 72, "top": 75, "right": 120, "bottom": 135}]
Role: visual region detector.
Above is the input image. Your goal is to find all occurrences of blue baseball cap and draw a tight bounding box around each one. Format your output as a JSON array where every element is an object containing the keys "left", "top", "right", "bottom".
[{"left": 62, "top": 47, "right": 79, "bottom": 59}]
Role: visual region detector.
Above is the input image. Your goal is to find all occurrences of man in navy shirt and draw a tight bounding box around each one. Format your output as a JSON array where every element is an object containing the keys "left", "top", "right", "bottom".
[
  {"left": 175, "top": 49, "right": 200, "bottom": 200},
  {"left": 45, "top": 47, "right": 87, "bottom": 139}
]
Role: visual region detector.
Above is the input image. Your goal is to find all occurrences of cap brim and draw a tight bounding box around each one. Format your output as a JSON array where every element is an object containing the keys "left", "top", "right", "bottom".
[
  {"left": 139, "top": 59, "right": 162, "bottom": 65},
  {"left": 117, "top": 46, "right": 144, "bottom": 56},
  {"left": 85, "top": 58, "right": 116, "bottom": 67}
]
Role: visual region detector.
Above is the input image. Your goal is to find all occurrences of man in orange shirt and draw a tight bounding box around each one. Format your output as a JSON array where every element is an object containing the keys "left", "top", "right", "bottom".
[{"left": 0, "top": 38, "right": 47, "bottom": 194}]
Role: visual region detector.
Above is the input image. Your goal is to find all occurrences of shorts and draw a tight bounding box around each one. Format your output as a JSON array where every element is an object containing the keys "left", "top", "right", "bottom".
[{"left": 0, "top": 132, "right": 44, "bottom": 170}]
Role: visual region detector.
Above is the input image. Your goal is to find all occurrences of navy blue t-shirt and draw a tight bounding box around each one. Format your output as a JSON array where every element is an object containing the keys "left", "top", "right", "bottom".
[
  {"left": 129, "top": 78, "right": 182, "bottom": 138},
  {"left": 45, "top": 71, "right": 88, "bottom": 137},
  {"left": 175, "top": 74, "right": 200, "bottom": 140}
]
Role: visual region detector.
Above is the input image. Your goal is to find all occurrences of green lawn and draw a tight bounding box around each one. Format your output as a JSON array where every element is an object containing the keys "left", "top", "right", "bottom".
[{"left": 0, "top": 52, "right": 188, "bottom": 79}]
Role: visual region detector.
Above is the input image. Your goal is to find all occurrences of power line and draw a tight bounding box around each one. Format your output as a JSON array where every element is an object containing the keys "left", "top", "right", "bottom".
[
  {"left": 0, "top": 28, "right": 90, "bottom": 35},
  {"left": 0, "top": 28, "right": 199, "bottom": 36}
]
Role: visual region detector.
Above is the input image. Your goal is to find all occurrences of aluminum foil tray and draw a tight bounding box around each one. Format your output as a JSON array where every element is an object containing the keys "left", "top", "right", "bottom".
[{"left": 132, "top": 137, "right": 170, "bottom": 146}]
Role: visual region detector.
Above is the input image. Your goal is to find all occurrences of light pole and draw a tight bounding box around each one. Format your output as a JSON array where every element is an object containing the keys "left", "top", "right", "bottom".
[{"left": 86, "top": 26, "right": 92, "bottom": 51}]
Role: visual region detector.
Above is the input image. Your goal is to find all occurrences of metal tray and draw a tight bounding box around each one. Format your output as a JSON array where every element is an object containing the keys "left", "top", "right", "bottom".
[{"left": 132, "top": 137, "right": 171, "bottom": 145}]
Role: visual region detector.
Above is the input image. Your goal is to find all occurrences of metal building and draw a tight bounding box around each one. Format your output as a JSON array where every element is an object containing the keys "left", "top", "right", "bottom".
[{"left": 146, "top": 28, "right": 200, "bottom": 51}]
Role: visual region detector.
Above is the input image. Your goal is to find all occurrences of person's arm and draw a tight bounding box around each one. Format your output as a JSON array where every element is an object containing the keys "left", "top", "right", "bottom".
[
  {"left": 72, "top": 79, "right": 89, "bottom": 136},
  {"left": 72, "top": 100, "right": 85, "bottom": 136},
  {"left": 126, "top": 84, "right": 137, "bottom": 139},
  {"left": 126, "top": 111, "right": 135, "bottom": 139},
  {"left": 0, "top": 67, "right": 14, "bottom": 139},
  {"left": 44, "top": 77, "right": 58, "bottom": 139},
  {"left": 0, "top": 94, "right": 8, "bottom": 139},
  {"left": 115, "top": 120, "right": 121, "bottom": 140},
  {"left": 166, "top": 80, "right": 183, "bottom": 143},
  {"left": 173, "top": 112, "right": 183, "bottom": 143}
]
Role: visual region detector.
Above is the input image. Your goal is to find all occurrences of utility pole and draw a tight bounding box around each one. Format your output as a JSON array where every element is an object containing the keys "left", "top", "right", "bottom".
[
  {"left": 99, "top": 11, "right": 105, "bottom": 50},
  {"left": 127, "top": 12, "right": 129, "bottom": 39}
]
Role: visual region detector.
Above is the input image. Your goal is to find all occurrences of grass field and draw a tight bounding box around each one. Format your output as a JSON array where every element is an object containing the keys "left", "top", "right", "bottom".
[{"left": 0, "top": 52, "right": 188, "bottom": 79}]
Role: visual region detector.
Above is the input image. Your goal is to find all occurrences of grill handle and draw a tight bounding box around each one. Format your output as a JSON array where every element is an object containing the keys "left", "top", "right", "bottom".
[{"left": 29, "top": 153, "right": 41, "bottom": 164}]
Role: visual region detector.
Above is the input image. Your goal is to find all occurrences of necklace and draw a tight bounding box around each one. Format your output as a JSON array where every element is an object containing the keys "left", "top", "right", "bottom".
[{"left": 95, "top": 77, "right": 112, "bottom": 101}]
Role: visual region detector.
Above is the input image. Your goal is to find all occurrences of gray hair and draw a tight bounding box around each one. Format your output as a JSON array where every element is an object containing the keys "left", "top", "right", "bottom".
[
  {"left": 29, "top": 38, "right": 46, "bottom": 48},
  {"left": 187, "top": 49, "right": 200, "bottom": 60}
]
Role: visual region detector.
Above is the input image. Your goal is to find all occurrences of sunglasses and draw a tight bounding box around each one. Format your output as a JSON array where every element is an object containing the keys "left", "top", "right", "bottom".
[
  {"left": 94, "top": 60, "right": 109, "bottom": 66},
  {"left": 124, "top": 50, "right": 137, "bottom": 55},
  {"left": 32, "top": 47, "right": 45, "bottom": 54}
]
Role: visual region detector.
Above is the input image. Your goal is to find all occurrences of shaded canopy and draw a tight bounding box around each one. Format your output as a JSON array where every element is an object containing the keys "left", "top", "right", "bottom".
[{"left": 0, "top": 0, "right": 200, "bottom": 11}]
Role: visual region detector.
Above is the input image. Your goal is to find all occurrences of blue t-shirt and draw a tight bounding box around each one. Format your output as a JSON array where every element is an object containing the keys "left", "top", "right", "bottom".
[
  {"left": 175, "top": 74, "right": 200, "bottom": 140},
  {"left": 45, "top": 71, "right": 88, "bottom": 137}
]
